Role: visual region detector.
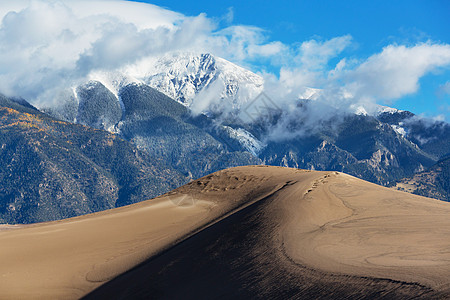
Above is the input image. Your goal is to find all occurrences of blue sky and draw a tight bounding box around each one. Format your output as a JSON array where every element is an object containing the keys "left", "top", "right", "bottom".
[{"left": 133, "top": 0, "right": 450, "bottom": 120}]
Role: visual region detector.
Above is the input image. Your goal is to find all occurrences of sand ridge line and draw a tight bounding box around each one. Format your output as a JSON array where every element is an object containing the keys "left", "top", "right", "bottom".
[
  {"left": 303, "top": 172, "right": 339, "bottom": 197},
  {"left": 117, "top": 180, "right": 299, "bottom": 274},
  {"left": 85, "top": 167, "right": 447, "bottom": 299}
]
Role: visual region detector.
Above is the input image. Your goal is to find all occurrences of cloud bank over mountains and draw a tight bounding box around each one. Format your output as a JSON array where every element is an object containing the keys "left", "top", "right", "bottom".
[{"left": 0, "top": 0, "right": 450, "bottom": 119}]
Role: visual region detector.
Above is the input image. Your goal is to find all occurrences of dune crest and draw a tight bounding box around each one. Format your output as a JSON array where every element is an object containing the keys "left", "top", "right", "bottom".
[{"left": 1, "top": 166, "right": 450, "bottom": 299}]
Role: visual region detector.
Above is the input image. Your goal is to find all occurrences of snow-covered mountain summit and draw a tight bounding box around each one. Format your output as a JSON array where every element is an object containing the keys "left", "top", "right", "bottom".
[
  {"left": 44, "top": 52, "right": 264, "bottom": 123},
  {"left": 142, "top": 53, "right": 264, "bottom": 114}
]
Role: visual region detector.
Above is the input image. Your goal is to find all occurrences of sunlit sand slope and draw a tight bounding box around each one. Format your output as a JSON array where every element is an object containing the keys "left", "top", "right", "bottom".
[{"left": 1, "top": 166, "right": 450, "bottom": 299}]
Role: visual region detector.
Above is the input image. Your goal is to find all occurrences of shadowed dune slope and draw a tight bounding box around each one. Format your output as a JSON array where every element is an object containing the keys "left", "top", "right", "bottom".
[{"left": 1, "top": 166, "right": 450, "bottom": 299}]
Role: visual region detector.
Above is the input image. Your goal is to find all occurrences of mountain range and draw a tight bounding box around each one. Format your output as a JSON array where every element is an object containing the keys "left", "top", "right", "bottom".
[
  {"left": 89, "top": 53, "right": 450, "bottom": 188},
  {"left": 1, "top": 52, "right": 449, "bottom": 224}
]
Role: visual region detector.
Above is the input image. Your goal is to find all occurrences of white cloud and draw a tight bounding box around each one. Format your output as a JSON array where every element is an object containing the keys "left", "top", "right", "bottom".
[
  {"left": 267, "top": 41, "right": 450, "bottom": 122},
  {"left": 296, "top": 35, "right": 353, "bottom": 70},
  {"left": 344, "top": 43, "right": 450, "bottom": 101},
  {"left": 0, "top": 0, "right": 182, "bottom": 30},
  {"left": 211, "top": 25, "right": 269, "bottom": 62},
  {"left": 271, "top": 36, "right": 353, "bottom": 100},
  {"left": 247, "top": 41, "right": 286, "bottom": 57}
]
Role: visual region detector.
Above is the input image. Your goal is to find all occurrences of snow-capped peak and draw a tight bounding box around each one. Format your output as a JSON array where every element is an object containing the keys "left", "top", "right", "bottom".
[{"left": 141, "top": 52, "right": 264, "bottom": 113}]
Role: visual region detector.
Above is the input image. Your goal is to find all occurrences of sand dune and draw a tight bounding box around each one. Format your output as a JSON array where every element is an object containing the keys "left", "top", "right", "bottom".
[{"left": 1, "top": 166, "right": 450, "bottom": 299}]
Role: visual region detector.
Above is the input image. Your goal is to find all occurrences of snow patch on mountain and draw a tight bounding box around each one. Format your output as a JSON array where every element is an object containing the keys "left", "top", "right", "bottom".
[
  {"left": 222, "top": 126, "right": 265, "bottom": 156},
  {"left": 391, "top": 124, "right": 407, "bottom": 137}
]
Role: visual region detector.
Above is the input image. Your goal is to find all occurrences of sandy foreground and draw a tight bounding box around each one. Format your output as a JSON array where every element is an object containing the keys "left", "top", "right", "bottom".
[{"left": 1, "top": 166, "right": 450, "bottom": 299}]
